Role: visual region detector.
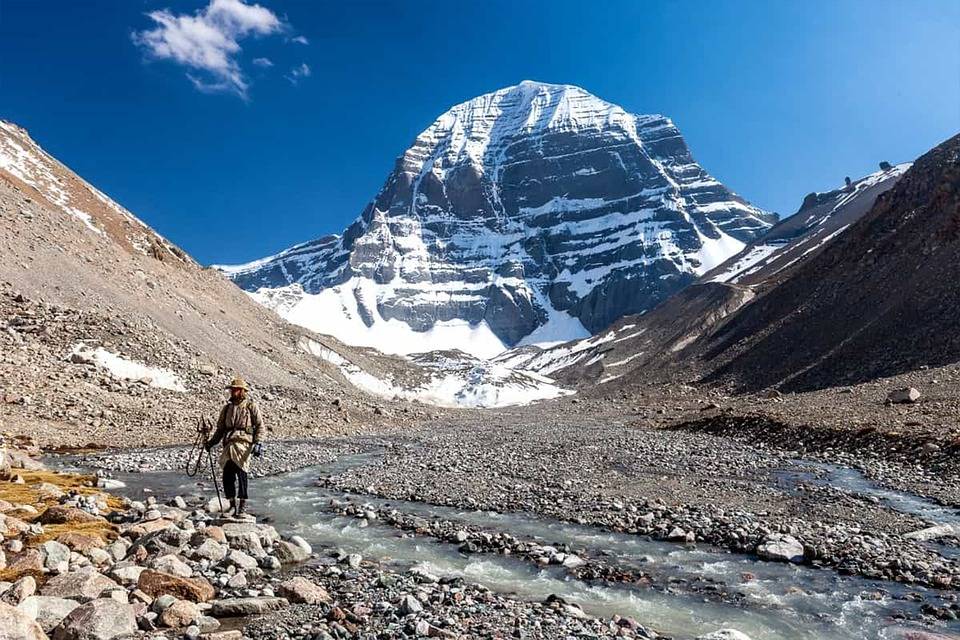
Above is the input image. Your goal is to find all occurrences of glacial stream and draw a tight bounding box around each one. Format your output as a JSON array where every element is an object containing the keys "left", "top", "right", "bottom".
[{"left": 58, "top": 452, "right": 960, "bottom": 640}]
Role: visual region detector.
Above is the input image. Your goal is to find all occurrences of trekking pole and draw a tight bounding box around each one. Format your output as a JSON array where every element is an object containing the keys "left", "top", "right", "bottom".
[{"left": 187, "top": 417, "right": 224, "bottom": 514}]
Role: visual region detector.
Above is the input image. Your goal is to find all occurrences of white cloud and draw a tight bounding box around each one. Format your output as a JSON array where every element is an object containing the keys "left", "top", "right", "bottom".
[
  {"left": 252, "top": 57, "right": 273, "bottom": 67},
  {"left": 290, "top": 35, "right": 309, "bottom": 45},
  {"left": 133, "top": 0, "right": 285, "bottom": 97},
  {"left": 285, "top": 62, "right": 311, "bottom": 85}
]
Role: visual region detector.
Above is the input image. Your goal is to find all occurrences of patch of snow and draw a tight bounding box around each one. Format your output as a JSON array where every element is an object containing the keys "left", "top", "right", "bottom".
[
  {"left": 69, "top": 343, "right": 187, "bottom": 392},
  {"left": 301, "top": 339, "right": 570, "bottom": 408},
  {"left": 709, "top": 243, "right": 782, "bottom": 283},
  {"left": 254, "top": 280, "right": 509, "bottom": 359}
]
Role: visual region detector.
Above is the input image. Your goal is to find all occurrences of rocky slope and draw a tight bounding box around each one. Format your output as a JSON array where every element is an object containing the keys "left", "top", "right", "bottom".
[
  {"left": 0, "top": 120, "right": 444, "bottom": 448},
  {"left": 703, "top": 133, "right": 960, "bottom": 392},
  {"left": 221, "top": 81, "right": 774, "bottom": 357}
]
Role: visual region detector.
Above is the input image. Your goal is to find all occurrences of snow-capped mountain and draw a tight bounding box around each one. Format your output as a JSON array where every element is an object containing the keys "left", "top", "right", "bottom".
[{"left": 221, "top": 81, "right": 775, "bottom": 357}]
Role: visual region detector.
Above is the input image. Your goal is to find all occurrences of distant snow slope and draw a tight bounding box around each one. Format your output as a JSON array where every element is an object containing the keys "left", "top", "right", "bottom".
[
  {"left": 705, "top": 163, "right": 910, "bottom": 286},
  {"left": 220, "top": 81, "right": 774, "bottom": 358},
  {"left": 300, "top": 338, "right": 570, "bottom": 408}
]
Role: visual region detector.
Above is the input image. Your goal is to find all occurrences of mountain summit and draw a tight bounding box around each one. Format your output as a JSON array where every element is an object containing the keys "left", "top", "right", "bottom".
[{"left": 221, "top": 82, "right": 775, "bottom": 357}]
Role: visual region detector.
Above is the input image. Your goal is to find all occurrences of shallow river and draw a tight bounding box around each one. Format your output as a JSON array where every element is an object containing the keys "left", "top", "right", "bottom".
[{"left": 59, "top": 452, "right": 960, "bottom": 640}]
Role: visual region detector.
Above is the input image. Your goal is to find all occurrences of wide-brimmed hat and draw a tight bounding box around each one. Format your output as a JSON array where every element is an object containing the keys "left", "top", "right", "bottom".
[{"left": 226, "top": 377, "right": 249, "bottom": 390}]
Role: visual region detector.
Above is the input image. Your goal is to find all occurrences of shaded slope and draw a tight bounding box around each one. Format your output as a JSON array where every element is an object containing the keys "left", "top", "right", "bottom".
[{"left": 703, "top": 134, "right": 960, "bottom": 392}]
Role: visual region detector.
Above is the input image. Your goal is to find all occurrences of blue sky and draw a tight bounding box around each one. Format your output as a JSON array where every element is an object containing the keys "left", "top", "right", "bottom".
[{"left": 1, "top": 0, "right": 958, "bottom": 265}]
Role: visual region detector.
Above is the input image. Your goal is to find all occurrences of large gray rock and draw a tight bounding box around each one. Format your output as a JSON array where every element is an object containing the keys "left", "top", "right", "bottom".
[
  {"left": 2, "top": 576, "right": 36, "bottom": 605},
  {"left": 189, "top": 540, "right": 226, "bottom": 563},
  {"left": 157, "top": 599, "right": 200, "bottom": 628},
  {"left": 50, "top": 599, "right": 137, "bottom": 640},
  {"left": 150, "top": 555, "right": 192, "bottom": 578},
  {"left": 0, "top": 600, "right": 47, "bottom": 640},
  {"left": 756, "top": 534, "right": 805, "bottom": 563},
  {"left": 903, "top": 523, "right": 960, "bottom": 541},
  {"left": 17, "top": 596, "right": 79, "bottom": 633},
  {"left": 276, "top": 577, "right": 330, "bottom": 605},
  {"left": 220, "top": 523, "right": 279, "bottom": 548},
  {"left": 208, "top": 597, "right": 287, "bottom": 617},
  {"left": 40, "top": 542, "right": 70, "bottom": 575},
  {"left": 40, "top": 570, "right": 119, "bottom": 602},
  {"left": 272, "top": 541, "right": 308, "bottom": 565},
  {"left": 222, "top": 81, "right": 775, "bottom": 350}
]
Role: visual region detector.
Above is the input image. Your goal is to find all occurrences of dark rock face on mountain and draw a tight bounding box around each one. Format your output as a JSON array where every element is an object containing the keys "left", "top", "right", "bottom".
[
  {"left": 704, "top": 134, "right": 960, "bottom": 392},
  {"left": 222, "top": 81, "right": 774, "bottom": 354},
  {"left": 511, "top": 158, "right": 917, "bottom": 388}
]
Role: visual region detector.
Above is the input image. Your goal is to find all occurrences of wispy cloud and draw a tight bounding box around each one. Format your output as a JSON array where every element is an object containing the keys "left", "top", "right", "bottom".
[
  {"left": 285, "top": 62, "right": 311, "bottom": 85},
  {"left": 252, "top": 57, "right": 273, "bottom": 67},
  {"left": 132, "top": 0, "right": 286, "bottom": 98},
  {"left": 290, "top": 35, "right": 309, "bottom": 45}
]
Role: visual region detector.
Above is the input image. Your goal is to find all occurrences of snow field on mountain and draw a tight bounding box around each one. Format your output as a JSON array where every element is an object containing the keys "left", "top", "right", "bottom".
[
  {"left": 300, "top": 338, "right": 571, "bottom": 408},
  {"left": 258, "top": 279, "right": 510, "bottom": 359},
  {"left": 69, "top": 343, "right": 187, "bottom": 392}
]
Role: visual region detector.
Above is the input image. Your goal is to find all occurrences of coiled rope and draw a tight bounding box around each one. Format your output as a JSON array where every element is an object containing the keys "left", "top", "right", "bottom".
[{"left": 185, "top": 416, "right": 224, "bottom": 514}]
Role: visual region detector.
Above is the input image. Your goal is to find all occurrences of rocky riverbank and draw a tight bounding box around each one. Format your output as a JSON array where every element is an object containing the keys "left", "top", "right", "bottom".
[
  {"left": 0, "top": 438, "right": 336, "bottom": 640},
  {"left": 2, "top": 439, "right": 780, "bottom": 640}
]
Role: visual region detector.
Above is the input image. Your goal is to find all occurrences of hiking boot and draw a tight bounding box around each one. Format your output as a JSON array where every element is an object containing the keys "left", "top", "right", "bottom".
[{"left": 234, "top": 499, "right": 246, "bottom": 518}]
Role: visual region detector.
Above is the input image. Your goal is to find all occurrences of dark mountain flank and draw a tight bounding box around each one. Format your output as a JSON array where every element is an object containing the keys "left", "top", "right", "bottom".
[{"left": 703, "top": 134, "right": 960, "bottom": 392}]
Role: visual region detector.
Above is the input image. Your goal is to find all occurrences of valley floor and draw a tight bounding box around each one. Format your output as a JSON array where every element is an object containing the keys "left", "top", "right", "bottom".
[{"left": 63, "top": 401, "right": 960, "bottom": 639}]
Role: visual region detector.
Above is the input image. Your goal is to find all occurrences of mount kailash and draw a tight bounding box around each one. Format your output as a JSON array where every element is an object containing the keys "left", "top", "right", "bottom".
[{"left": 220, "top": 81, "right": 776, "bottom": 357}]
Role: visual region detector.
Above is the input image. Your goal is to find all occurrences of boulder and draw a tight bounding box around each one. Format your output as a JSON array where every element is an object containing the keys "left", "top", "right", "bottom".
[
  {"left": 288, "top": 536, "right": 311, "bottom": 556},
  {"left": 398, "top": 594, "right": 423, "bottom": 615},
  {"left": 51, "top": 599, "right": 137, "bottom": 640},
  {"left": 2, "top": 576, "right": 37, "bottom": 605},
  {"left": 150, "top": 555, "right": 192, "bottom": 578},
  {"left": 208, "top": 597, "right": 287, "bottom": 617},
  {"left": 272, "top": 541, "right": 308, "bottom": 565},
  {"left": 756, "top": 534, "right": 805, "bottom": 563},
  {"left": 189, "top": 540, "right": 226, "bottom": 563},
  {"left": 137, "top": 571, "right": 215, "bottom": 603},
  {"left": 40, "top": 542, "right": 70, "bottom": 574},
  {"left": 222, "top": 532, "right": 265, "bottom": 559},
  {"left": 54, "top": 535, "right": 103, "bottom": 554},
  {"left": 0, "top": 600, "right": 47, "bottom": 640},
  {"left": 888, "top": 387, "right": 921, "bottom": 404},
  {"left": 107, "top": 566, "right": 144, "bottom": 586},
  {"left": 34, "top": 483, "right": 65, "bottom": 500},
  {"left": 277, "top": 577, "right": 331, "bottom": 605},
  {"left": 158, "top": 600, "right": 200, "bottom": 628},
  {"left": 220, "top": 523, "right": 279, "bottom": 548},
  {"left": 40, "top": 570, "right": 118, "bottom": 602},
  {"left": 201, "top": 632, "right": 241, "bottom": 640},
  {"left": 16, "top": 596, "right": 79, "bottom": 633},
  {"left": 903, "top": 523, "right": 960, "bottom": 541},
  {"left": 224, "top": 550, "right": 257, "bottom": 571}
]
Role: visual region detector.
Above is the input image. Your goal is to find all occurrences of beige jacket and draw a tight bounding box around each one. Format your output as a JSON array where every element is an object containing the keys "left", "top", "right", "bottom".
[{"left": 207, "top": 399, "right": 263, "bottom": 472}]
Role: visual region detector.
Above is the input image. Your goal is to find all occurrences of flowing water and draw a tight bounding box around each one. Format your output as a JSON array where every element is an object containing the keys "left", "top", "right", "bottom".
[{"left": 56, "top": 452, "right": 959, "bottom": 640}]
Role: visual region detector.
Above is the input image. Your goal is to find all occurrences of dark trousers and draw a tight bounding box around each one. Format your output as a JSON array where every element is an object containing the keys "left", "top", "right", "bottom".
[{"left": 222, "top": 460, "right": 248, "bottom": 500}]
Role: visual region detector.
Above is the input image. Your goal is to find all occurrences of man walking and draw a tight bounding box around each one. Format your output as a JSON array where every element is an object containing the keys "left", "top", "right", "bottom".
[{"left": 205, "top": 377, "right": 263, "bottom": 518}]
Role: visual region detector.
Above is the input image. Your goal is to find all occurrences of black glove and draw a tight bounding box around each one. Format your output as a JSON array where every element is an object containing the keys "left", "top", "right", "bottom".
[{"left": 252, "top": 443, "right": 263, "bottom": 458}]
